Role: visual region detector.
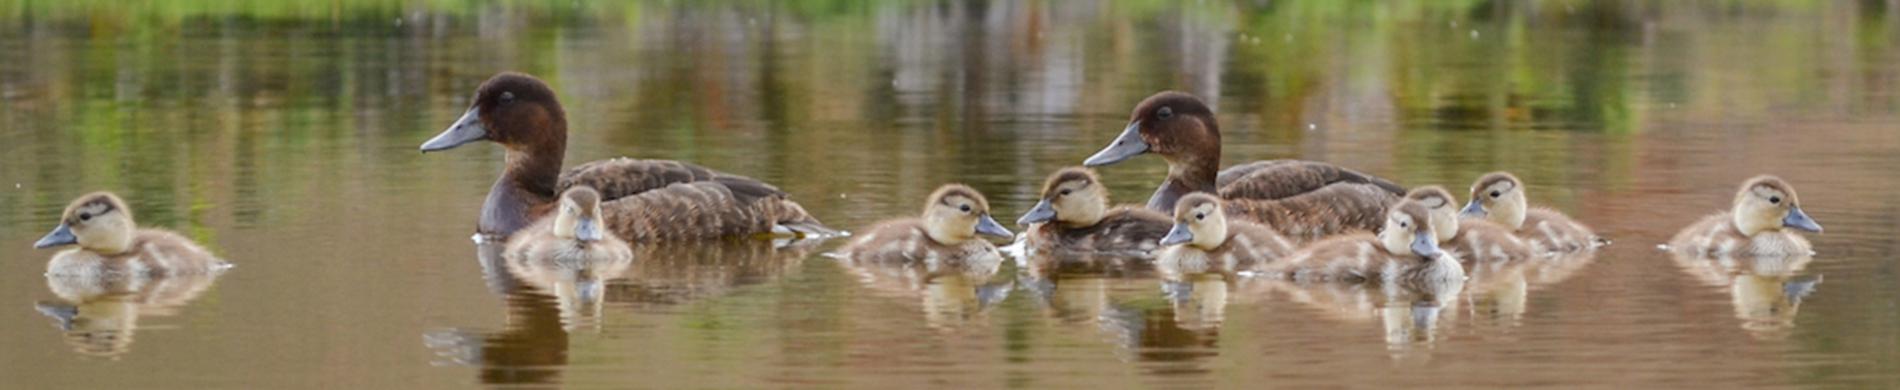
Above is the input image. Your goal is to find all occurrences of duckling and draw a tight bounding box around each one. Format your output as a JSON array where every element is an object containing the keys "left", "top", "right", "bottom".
[
  {"left": 834, "top": 184, "right": 1014, "bottom": 268},
  {"left": 504, "top": 186, "right": 635, "bottom": 269},
  {"left": 1667, "top": 175, "right": 1822, "bottom": 256},
  {"left": 1154, "top": 193, "right": 1296, "bottom": 275},
  {"left": 1262, "top": 200, "right": 1466, "bottom": 286},
  {"left": 1459, "top": 172, "right": 1604, "bottom": 253},
  {"left": 1082, "top": 91, "right": 1405, "bottom": 240},
  {"left": 420, "top": 72, "right": 833, "bottom": 241},
  {"left": 1016, "top": 167, "right": 1172, "bottom": 255},
  {"left": 1404, "top": 186, "right": 1532, "bottom": 263},
  {"left": 32, "top": 192, "right": 229, "bottom": 277}
]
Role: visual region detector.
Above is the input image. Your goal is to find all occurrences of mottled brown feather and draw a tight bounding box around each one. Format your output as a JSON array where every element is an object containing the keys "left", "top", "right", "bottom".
[{"left": 1221, "top": 183, "right": 1397, "bottom": 242}]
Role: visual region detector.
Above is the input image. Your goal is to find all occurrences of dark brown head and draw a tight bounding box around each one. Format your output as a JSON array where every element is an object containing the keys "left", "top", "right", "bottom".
[
  {"left": 34, "top": 192, "right": 137, "bottom": 254},
  {"left": 1017, "top": 167, "right": 1110, "bottom": 226},
  {"left": 1731, "top": 175, "right": 1822, "bottom": 235},
  {"left": 419, "top": 72, "right": 568, "bottom": 153},
  {"left": 1083, "top": 91, "right": 1221, "bottom": 168},
  {"left": 922, "top": 184, "right": 1012, "bottom": 244}
]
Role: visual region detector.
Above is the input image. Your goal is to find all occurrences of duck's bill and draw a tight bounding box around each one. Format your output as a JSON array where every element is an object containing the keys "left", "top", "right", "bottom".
[
  {"left": 420, "top": 107, "right": 488, "bottom": 152},
  {"left": 975, "top": 214, "right": 1014, "bottom": 238},
  {"left": 33, "top": 223, "right": 77, "bottom": 249},
  {"left": 1160, "top": 223, "right": 1194, "bottom": 246},
  {"left": 1411, "top": 230, "right": 1443, "bottom": 258},
  {"left": 1083, "top": 121, "right": 1147, "bottom": 166},
  {"left": 1783, "top": 206, "right": 1823, "bottom": 233},
  {"left": 1458, "top": 200, "right": 1487, "bottom": 219},
  {"left": 1016, "top": 200, "right": 1057, "bottom": 226},
  {"left": 575, "top": 216, "right": 603, "bottom": 242}
]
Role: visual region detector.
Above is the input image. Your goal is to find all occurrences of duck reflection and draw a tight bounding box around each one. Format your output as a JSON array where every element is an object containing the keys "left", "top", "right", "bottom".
[
  {"left": 35, "top": 271, "right": 225, "bottom": 358},
  {"left": 428, "top": 239, "right": 820, "bottom": 386},
  {"left": 837, "top": 245, "right": 1013, "bottom": 331},
  {"left": 1671, "top": 251, "right": 1820, "bottom": 340}
]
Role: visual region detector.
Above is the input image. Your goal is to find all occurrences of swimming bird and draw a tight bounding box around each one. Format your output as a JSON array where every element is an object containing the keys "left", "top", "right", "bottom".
[
  {"left": 1459, "top": 172, "right": 1604, "bottom": 253},
  {"left": 420, "top": 72, "right": 832, "bottom": 242},
  {"left": 1261, "top": 200, "right": 1466, "bottom": 287},
  {"left": 32, "top": 192, "right": 229, "bottom": 277},
  {"left": 1667, "top": 175, "right": 1822, "bottom": 256},
  {"left": 1016, "top": 167, "right": 1172, "bottom": 255},
  {"left": 1404, "top": 186, "right": 1532, "bottom": 263},
  {"left": 1154, "top": 193, "right": 1297, "bottom": 275},
  {"left": 834, "top": 184, "right": 1013, "bottom": 268},
  {"left": 1082, "top": 91, "right": 1405, "bottom": 241}
]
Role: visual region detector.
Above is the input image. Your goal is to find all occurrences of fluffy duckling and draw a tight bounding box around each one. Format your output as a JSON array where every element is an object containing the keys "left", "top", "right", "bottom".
[
  {"left": 835, "top": 184, "right": 1014, "bottom": 267},
  {"left": 1667, "top": 175, "right": 1823, "bottom": 256},
  {"left": 1263, "top": 200, "right": 1466, "bottom": 286},
  {"left": 32, "top": 192, "right": 229, "bottom": 277},
  {"left": 1016, "top": 167, "right": 1172, "bottom": 255},
  {"left": 1460, "top": 172, "right": 1604, "bottom": 253},
  {"left": 1405, "top": 186, "right": 1532, "bottom": 263},
  {"left": 504, "top": 186, "right": 635, "bottom": 268},
  {"left": 1082, "top": 91, "right": 1405, "bottom": 240},
  {"left": 420, "top": 72, "right": 832, "bottom": 241},
  {"left": 1154, "top": 193, "right": 1296, "bottom": 275}
]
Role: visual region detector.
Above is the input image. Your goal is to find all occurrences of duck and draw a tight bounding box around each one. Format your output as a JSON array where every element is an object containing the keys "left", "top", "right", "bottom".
[
  {"left": 1015, "top": 167, "right": 1172, "bottom": 255},
  {"left": 834, "top": 184, "right": 1014, "bottom": 268},
  {"left": 419, "top": 72, "right": 833, "bottom": 242},
  {"left": 31, "top": 192, "right": 230, "bottom": 277},
  {"left": 1458, "top": 172, "right": 1604, "bottom": 253},
  {"left": 1082, "top": 91, "right": 1406, "bottom": 242},
  {"left": 1404, "top": 185, "right": 1533, "bottom": 263},
  {"left": 1260, "top": 200, "right": 1466, "bottom": 287},
  {"left": 1154, "top": 193, "right": 1297, "bottom": 275},
  {"left": 1666, "top": 175, "right": 1822, "bottom": 256}
]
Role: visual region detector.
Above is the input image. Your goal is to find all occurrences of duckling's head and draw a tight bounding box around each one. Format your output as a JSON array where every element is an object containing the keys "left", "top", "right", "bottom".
[
  {"left": 1017, "top": 167, "right": 1110, "bottom": 227},
  {"left": 1730, "top": 175, "right": 1822, "bottom": 236},
  {"left": 1161, "top": 193, "right": 1230, "bottom": 250},
  {"left": 922, "top": 184, "right": 1013, "bottom": 245},
  {"left": 551, "top": 186, "right": 607, "bottom": 242},
  {"left": 1404, "top": 186, "right": 1461, "bottom": 244},
  {"left": 1084, "top": 91, "right": 1221, "bottom": 168},
  {"left": 35, "top": 192, "right": 136, "bottom": 255},
  {"left": 1461, "top": 172, "right": 1528, "bottom": 229},
  {"left": 1379, "top": 201, "right": 1443, "bottom": 259},
  {"left": 420, "top": 72, "right": 567, "bottom": 153}
]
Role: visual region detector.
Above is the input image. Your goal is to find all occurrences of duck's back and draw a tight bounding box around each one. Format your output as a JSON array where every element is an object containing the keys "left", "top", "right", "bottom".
[
  {"left": 1216, "top": 160, "right": 1406, "bottom": 200},
  {"left": 1669, "top": 212, "right": 1811, "bottom": 256},
  {"left": 597, "top": 177, "right": 827, "bottom": 242},
  {"left": 47, "top": 230, "right": 227, "bottom": 277},
  {"left": 559, "top": 158, "right": 729, "bottom": 200},
  {"left": 1450, "top": 218, "right": 1534, "bottom": 263},
  {"left": 1027, "top": 206, "right": 1171, "bottom": 254},
  {"left": 1221, "top": 183, "right": 1396, "bottom": 242},
  {"left": 1521, "top": 208, "right": 1601, "bottom": 253}
]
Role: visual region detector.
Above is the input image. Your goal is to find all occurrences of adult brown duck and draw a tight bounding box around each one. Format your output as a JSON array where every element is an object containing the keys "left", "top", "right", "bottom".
[
  {"left": 420, "top": 72, "right": 834, "bottom": 242},
  {"left": 1083, "top": 91, "right": 1405, "bottom": 241}
]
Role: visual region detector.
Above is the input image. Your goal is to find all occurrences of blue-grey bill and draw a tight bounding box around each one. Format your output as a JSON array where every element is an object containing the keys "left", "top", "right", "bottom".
[
  {"left": 1458, "top": 200, "right": 1486, "bottom": 219},
  {"left": 33, "top": 223, "right": 77, "bottom": 249},
  {"left": 1160, "top": 223, "right": 1194, "bottom": 246},
  {"left": 975, "top": 214, "right": 1014, "bottom": 238},
  {"left": 1016, "top": 200, "right": 1057, "bottom": 226},
  {"left": 1083, "top": 121, "right": 1147, "bottom": 167},
  {"left": 1782, "top": 206, "right": 1823, "bottom": 232},
  {"left": 420, "top": 107, "right": 487, "bottom": 152},
  {"left": 575, "top": 217, "right": 603, "bottom": 242},
  {"left": 1411, "top": 230, "right": 1443, "bottom": 258}
]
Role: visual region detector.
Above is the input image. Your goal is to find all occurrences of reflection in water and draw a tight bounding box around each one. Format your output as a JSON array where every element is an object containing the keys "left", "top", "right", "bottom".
[
  {"left": 427, "top": 240, "right": 821, "bottom": 386},
  {"left": 36, "top": 271, "right": 225, "bottom": 358},
  {"left": 838, "top": 246, "right": 1013, "bottom": 331},
  {"left": 1672, "top": 251, "right": 1821, "bottom": 340}
]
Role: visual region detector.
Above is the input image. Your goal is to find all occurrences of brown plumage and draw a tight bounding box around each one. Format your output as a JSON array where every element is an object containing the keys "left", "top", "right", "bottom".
[
  {"left": 1018, "top": 167, "right": 1173, "bottom": 255},
  {"left": 1259, "top": 201, "right": 1465, "bottom": 287},
  {"left": 1463, "top": 172, "right": 1604, "bottom": 253},
  {"left": 1155, "top": 193, "right": 1297, "bottom": 277},
  {"left": 1082, "top": 91, "right": 1403, "bottom": 240},
  {"left": 421, "top": 72, "right": 833, "bottom": 241},
  {"left": 1405, "top": 186, "right": 1533, "bottom": 263},
  {"left": 33, "top": 192, "right": 230, "bottom": 277},
  {"left": 1668, "top": 175, "right": 1822, "bottom": 256},
  {"left": 835, "top": 185, "right": 1014, "bottom": 268}
]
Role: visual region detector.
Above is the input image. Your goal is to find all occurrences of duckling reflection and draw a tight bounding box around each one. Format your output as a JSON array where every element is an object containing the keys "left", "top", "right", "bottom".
[
  {"left": 1259, "top": 275, "right": 1464, "bottom": 353},
  {"left": 837, "top": 245, "right": 1013, "bottom": 331},
  {"left": 1671, "top": 251, "right": 1820, "bottom": 340},
  {"left": 36, "top": 271, "right": 224, "bottom": 358}
]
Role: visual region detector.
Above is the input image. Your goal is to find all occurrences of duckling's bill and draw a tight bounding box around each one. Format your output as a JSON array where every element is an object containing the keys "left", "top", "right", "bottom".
[
  {"left": 1784, "top": 206, "right": 1823, "bottom": 232},
  {"left": 1411, "top": 230, "right": 1442, "bottom": 258},
  {"left": 976, "top": 214, "right": 1013, "bottom": 238},
  {"left": 1084, "top": 121, "right": 1147, "bottom": 166},
  {"left": 1459, "top": 200, "right": 1486, "bottom": 218},
  {"left": 575, "top": 216, "right": 603, "bottom": 242},
  {"left": 33, "top": 223, "right": 76, "bottom": 249},
  {"left": 1160, "top": 222, "right": 1194, "bottom": 246},
  {"left": 1016, "top": 200, "right": 1056, "bottom": 226},
  {"left": 420, "top": 107, "right": 487, "bottom": 152}
]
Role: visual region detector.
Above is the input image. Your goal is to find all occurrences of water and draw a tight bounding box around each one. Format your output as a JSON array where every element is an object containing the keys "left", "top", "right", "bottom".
[{"left": 2, "top": 1, "right": 1898, "bottom": 388}]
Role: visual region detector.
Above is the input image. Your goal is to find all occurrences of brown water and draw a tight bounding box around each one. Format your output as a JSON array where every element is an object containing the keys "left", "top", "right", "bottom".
[{"left": 2, "top": 1, "right": 1898, "bottom": 388}]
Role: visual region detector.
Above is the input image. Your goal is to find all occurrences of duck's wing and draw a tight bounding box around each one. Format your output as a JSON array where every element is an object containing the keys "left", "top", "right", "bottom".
[
  {"left": 559, "top": 158, "right": 766, "bottom": 201},
  {"left": 1222, "top": 183, "right": 1398, "bottom": 242},
  {"left": 596, "top": 179, "right": 833, "bottom": 242},
  {"left": 1216, "top": 160, "right": 1405, "bottom": 200}
]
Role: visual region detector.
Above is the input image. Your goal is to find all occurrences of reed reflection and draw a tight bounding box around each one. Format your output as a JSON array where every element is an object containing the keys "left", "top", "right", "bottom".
[
  {"left": 35, "top": 271, "right": 225, "bottom": 359},
  {"left": 1672, "top": 251, "right": 1821, "bottom": 340}
]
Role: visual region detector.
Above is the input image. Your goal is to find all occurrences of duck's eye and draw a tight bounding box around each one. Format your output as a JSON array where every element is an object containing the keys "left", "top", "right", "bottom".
[
  {"left": 959, "top": 205, "right": 971, "bottom": 213},
  {"left": 500, "top": 91, "right": 516, "bottom": 104},
  {"left": 1156, "top": 106, "right": 1174, "bottom": 120},
  {"left": 1059, "top": 189, "right": 1072, "bottom": 196},
  {"left": 1769, "top": 196, "right": 1781, "bottom": 204},
  {"left": 78, "top": 213, "right": 91, "bottom": 222},
  {"left": 1490, "top": 190, "right": 1501, "bottom": 198}
]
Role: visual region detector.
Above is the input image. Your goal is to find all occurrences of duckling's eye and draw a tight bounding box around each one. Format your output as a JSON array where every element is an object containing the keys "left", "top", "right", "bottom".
[
  {"left": 1489, "top": 191, "right": 1501, "bottom": 198},
  {"left": 78, "top": 213, "right": 91, "bottom": 222},
  {"left": 1195, "top": 213, "right": 1205, "bottom": 221},
  {"left": 1059, "top": 189, "right": 1072, "bottom": 196},
  {"left": 1156, "top": 106, "right": 1174, "bottom": 120},
  {"left": 1768, "top": 196, "right": 1781, "bottom": 204},
  {"left": 499, "top": 91, "right": 516, "bottom": 104},
  {"left": 959, "top": 204, "right": 971, "bottom": 213}
]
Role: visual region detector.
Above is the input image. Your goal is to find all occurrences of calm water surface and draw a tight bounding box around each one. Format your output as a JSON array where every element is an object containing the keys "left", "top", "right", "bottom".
[{"left": 2, "top": 1, "right": 1898, "bottom": 388}]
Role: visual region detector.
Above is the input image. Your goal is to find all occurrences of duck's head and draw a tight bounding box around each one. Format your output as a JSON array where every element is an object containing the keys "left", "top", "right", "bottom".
[
  {"left": 1084, "top": 91, "right": 1221, "bottom": 168},
  {"left": 552, "top": 186, "right": 607, "bottom": 242},
  {"left": 1405, "top": 186, "right": 1461, "bottom": 244},
  {"left": 921, "top": 184, "right": 1013, "bottom": 245},
  {"left": 34, "top": 192, "right": 136, "bottom": 255},
  {"left": 1379, "top": 200, "right": 1443, "bottom": 259},
  {"left": 1017, "top": 167, "right": 1111, "bottom": 227},
  {"left": 420, "top": 72, "right": 567, "bottom": 153},
  {"left": 1461, "top": 172, "right": 1528, "bottom": 229},
  {"left": 1730, "top": 175, "right": 1821, "bottom": 236},
  {"left": 1161, "top": 193, "right": 1230, "bottom": 250}
]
